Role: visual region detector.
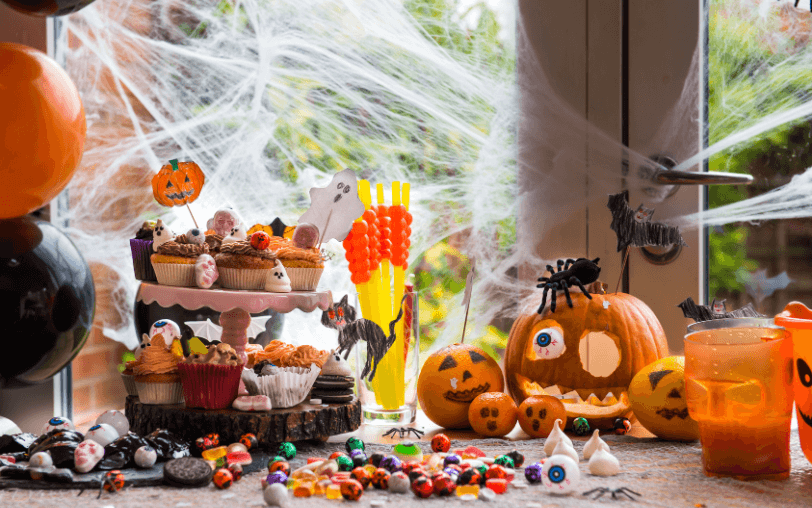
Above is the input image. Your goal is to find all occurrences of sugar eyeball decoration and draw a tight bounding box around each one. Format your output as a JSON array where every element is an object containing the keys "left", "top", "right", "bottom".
[
  {"left": 85, "top": 423, "right": 120, "bottom": 447},
  {"left": 134, "top": 445, "right": 158, "bottom": 468},
  {"left": 186, "top": 227, "right": 205, "bottom": 245},
  {"left": 43, "top": 416, "right": 73, "bottom": 434},
  {"left": 264, "top": 260, "right": 291, "bottom": 293},
  {"left": 541, "top": 454, "right": 580, "bottom": 494},
  {"left": 152, "top": 219, "right": 175, "bottom": 249},
  {"left": 29, "top": 451, "right": 53, "bottom": 467},
  {"left": 195, "top": 253, "right": 219, "bottom": 289},
  {"left": 95, "top": 410, "right": 129, "bottom": 437},
  {"left": 150, "top": 319, "right": 181, "bottom": 342}
]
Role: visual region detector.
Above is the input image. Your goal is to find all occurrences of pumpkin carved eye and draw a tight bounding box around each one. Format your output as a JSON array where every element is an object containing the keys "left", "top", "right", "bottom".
[{"left": 532, "top": 327, "right": 565, "bottom": 359}]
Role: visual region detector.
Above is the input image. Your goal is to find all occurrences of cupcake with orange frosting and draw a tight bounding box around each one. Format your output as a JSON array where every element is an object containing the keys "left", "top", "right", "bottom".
[
  {"left": 177, "top": 343, "right": 243, "bottom": 409},
  {"left": 150, "top": 231, "right": 210, "bottom": 287},
  {"left": 267, "top": 236, "right": 325, "bottom": 291},
  {"left": 214, "top": 232, "right": 278, "bottom": 290},
  {"left": 132, "top": 334, "right": 184, "bottom": 405}
]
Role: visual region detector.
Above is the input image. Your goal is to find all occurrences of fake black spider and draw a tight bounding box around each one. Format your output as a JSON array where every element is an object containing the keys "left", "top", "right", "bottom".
[
  {"left": 382, "top": 427, "right": 425, "bottom": 440},
  {"left": 537, "top": 257, "right": 601, "bottom": 314},
  {"left": 582, "top": 487, "right": 641, "bottom": 501}
]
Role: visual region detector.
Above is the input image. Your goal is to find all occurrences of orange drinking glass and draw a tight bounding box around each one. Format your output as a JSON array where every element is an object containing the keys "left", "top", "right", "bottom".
[
  {"left": 684, "top": 318, "right": 793, "bottom": 480},
  {"left": 775, "top": 302, "right": 812, "bottom": 466}
]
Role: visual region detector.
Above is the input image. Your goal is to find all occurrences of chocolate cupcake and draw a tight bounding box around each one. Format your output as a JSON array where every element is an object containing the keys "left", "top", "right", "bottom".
[{"left": 130, "top": 221, "right": 158, "bottom": 281}]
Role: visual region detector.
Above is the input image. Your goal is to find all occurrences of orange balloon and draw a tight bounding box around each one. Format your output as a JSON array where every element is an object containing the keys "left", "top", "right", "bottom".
[{"left": 0, "top": 43, "right": 86, "bottom": 219}]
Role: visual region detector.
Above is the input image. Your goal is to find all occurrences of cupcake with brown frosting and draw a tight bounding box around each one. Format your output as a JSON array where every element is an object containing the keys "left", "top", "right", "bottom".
[
  {"left": 150, "top": 235, "right": 209, "bottom": 287},
  {"left": 215, "top": 239, "right": 277, "bottom": 290},
  {"left": 132, "top": 334, "right": 184, "bottom": 405},
  {"left": 177, "top": 343, "right": 243, "bottom": 409},
  {"left": 267, "top": 236, "right": 325, "bottom": 291}
]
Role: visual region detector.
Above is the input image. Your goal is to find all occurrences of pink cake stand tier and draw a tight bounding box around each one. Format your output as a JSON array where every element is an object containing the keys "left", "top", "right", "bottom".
[{"left": 136, "top": 282, "right": 333, "bottom": 362}]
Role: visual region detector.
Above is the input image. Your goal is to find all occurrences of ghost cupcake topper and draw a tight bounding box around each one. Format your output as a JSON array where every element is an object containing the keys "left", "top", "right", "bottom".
[{"left": 298, "top": 169, "right": 365, "bottom": 245}]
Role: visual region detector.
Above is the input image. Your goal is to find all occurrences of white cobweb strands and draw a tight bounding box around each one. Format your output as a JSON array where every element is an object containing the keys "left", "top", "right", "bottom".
[{"left": 60, "top": 0, "right": 521, "bottom": 348}]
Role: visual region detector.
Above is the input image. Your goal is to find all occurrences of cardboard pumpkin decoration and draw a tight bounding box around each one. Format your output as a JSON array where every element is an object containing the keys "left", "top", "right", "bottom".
[
  {"left": 151, "top": 159, "right": 205, "bottom": 207},
  {"left": 505, "top": 283, "right": 669, "bottom": 429},
  {"left": 628, "top": 356, "right": 699, "bottom": 441},
  {"left": 417, "top": 343, "right": 504, "bottom": 429}
]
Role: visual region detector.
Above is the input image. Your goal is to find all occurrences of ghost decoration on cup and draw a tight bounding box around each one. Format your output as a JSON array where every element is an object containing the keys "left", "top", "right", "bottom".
[
  {"left": 207, "top": 207, "right": 240, "bottom": 237},
  {"left": 222, "top": 223, "right": 248, "bottom": 245},
  {"left": 152, "top": 219, "right": 175, "bottom": 250},
  {"left": 265, "top": 261, "right": 291, "bottom": 293},
  {"left": 299, "top": 169, "right": 365, "bottom": 244},
  {"left": 195, "top": 253, "right": 219, "bottom": 289}
]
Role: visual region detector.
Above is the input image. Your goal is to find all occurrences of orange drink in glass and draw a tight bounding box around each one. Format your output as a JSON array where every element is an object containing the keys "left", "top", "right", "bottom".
[{"left": 684, "top": 318, "right": 792, "bottom": 480}]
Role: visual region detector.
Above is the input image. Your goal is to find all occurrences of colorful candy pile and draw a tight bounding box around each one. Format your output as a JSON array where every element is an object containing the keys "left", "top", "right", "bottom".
[
  {"left": 194, "top": 432, "right": 257, "bottom": 489},
  {"left": 260, "top": 435, "right": 531, "bottom": 504}
]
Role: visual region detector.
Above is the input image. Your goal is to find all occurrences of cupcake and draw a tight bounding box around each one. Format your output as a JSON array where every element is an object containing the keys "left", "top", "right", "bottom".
[
  {"left": 214, "top": 233, "right": 278, "bottom": 290},
  {"left": 241, "top": 363, "right": 321, "bottom": 409},
  {"left": 177, "top": 343, "right": 243, "bottom": 409},
  {"left": 150, "top": 226, "right": 210, "bottom": 287},
  {"left": 130, "top": 221, "right": 157, "bottom": 282},
  {"left": 132, "top": 334, "right": 184, "bottom": 405},
  {"left": 120, "top": 361, "right": 138, "bottom": 397},
  {"left": 266, "top": 236, "right": 325, "bottom": 291}
]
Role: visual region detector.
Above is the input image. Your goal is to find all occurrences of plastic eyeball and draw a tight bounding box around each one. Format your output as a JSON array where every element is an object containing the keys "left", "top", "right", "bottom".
[
  {"left": 532, "top": 327, "right": 566, "bottom": 359},
  {"left": 149, "top": 319, "right": 181, "bottom": 341},
  {"left": 43, "top": 416, "right": 73, "bottom": 434},
  {"left": 95, "top": 410, "right": 129, "bottom": 437},
  {"left": 541, "top": 455, "right": 580, "bottom": 495},
  {"left": 85, "top": 423, "right": 120, "bottom": 447},
  {"left": 29, "top": 451, "right": 53, "bottom": 468},
  {"left": 134, "top": 445, "right": 157, "bottom": 468}
]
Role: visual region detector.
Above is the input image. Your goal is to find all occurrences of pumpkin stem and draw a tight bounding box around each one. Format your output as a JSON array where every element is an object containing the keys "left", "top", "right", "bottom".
[{"left": 169, "top": 159, "right": 180, "bottom": 172}]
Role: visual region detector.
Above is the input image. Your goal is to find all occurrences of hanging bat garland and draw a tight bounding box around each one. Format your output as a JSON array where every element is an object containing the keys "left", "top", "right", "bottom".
[
  {"left": 608, "top": 191, "right": 687, "bottom": 252},
  {"left": 677, "top": 297, "right": 763, "bottom": 323}
]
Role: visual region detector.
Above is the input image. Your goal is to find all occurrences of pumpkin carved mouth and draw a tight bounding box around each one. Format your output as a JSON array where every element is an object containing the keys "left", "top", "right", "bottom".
[
  {"left": 444, "top": 383, "right": 490, "bottom": 403},
  {"left": 167, "top": 189, "right": 195, "bottom": 201},
  {"left": 799, "top": 408, "right": 812, "bottom": 428},
  {"left": 655, "top": 407, "right": 689, "bottom": 420}
]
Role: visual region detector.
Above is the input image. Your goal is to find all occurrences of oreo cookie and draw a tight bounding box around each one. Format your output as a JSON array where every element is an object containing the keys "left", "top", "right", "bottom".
[
  {"left": 163, "top": 457, "right": 213, "bottom": 488},
  {"left": 311, "top": 387, "right": 354, "bottom": 403}
]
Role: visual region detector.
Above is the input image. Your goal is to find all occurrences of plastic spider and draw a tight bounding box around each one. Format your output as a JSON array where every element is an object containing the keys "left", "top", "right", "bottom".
[
  {"left": 382, "top": 427, "right": 425, "bottom": 440},
  {"left": 536, "top": 257, "right": 601, "bottom": 313},
  {"left": 582, "top": 487, "right": 641, "bottom": 501}
]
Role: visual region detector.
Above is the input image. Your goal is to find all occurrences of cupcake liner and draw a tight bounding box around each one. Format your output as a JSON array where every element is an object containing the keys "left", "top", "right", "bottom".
[
  {"left": 218, "top": 267, "right": 270, "bottom": 290},
  {"left": 241, "top": 364, "right": 320, "bottom": 408},
  {"left": 134, "top": 381, "right": 184, "bottom": 405},
  {"left": 152, "top": 262, "right": 196, "bottom": 287},
  {"left": 285, "top": 267, "right": 324, "bottom": 291},
  {"left": 130, "top": 239, "right": 157, "bottom": 282},
  {"left": 121, "top": 373, "right": 138, "bottom": 397},
  {"left": 177, "top": 363, "right": 242, "bottom": 409}
]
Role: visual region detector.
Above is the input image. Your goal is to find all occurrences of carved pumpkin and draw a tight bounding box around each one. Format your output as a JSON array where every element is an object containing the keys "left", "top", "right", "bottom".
[
  {"left": 152, "top": 159, "right": 205, "bottom": 207},
  {"left": 417, "top": 343, "right": 504, "bottom": 429},
  {"left": 505, "top": 286, "right": 669, "bottom": 429}
]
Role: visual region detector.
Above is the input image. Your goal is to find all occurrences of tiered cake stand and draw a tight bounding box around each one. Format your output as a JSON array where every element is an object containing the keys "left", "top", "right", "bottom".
[{"left": 125, "top": 283, "right": 361, "bottom": 446}]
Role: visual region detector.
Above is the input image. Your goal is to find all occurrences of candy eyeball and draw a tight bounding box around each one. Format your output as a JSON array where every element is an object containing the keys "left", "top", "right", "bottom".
[
  {"left": 85, "top": 423, "right": 120, "bottom": 447},
  {"left": 43, "top": 416, "right": 73, "bottom": 434},
  {"left": 95, "top": 410, "right": 129, "bottom": 437},
  {"left": 29, "top": 451, "right": 53, "bottom": 467},
  {"left": 541, "top": 454, "right": 580, "bottom": 494},
  {"left": 150, "top": 319, "right": 181, "bottom": 343},
  {"left": 186, "top": 228, "right": 205, "bottom": 245},
  {"left": 134, "top": 445, "right": 158, "bottom": 468},
  {"left": 532, "top": 326, "right": 566, "bottom": 360}
]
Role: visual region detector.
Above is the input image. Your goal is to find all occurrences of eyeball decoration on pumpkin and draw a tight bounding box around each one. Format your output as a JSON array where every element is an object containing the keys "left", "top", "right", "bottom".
[
  {"left": 628, "top": 356, "right": 700, "bottom": 441},
  {"left": 417, "top": 343, "right": 505, "bottom": 429},
  {"left": 43, "top": 416, "right": 74, "bottom": 434},
  {"left": 506, "top": 279, "right": 669, "bottom": 429},
  {"left": 541, "top": 454, "right": 580, "bottom": 494},
  {"left": 150, "top": 319, "right": 182, "bottom": 343}
]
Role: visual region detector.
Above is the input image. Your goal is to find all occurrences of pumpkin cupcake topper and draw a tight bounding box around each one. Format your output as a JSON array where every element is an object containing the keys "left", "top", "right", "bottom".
[{"left": 151, "top": 159, "right": 206, "bottom": 227}]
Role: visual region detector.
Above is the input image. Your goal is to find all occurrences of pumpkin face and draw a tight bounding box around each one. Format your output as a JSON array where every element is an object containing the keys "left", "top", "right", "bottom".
[
  {"left": 505, "top": 289, "right": 669, "bottom": 429},
  {"left": 468, "top": 392, "right": 517, "bottom": 437},
  {"left": 517, "top": 395, "right": 566, "bottom": 438},
  {"left": 417, "top": 343, "right": 504, "bottom": 429},
  {"left": 152, "top": 160, "right": 205, "bottom": 207},
  {"left": 628, "top": 356, "right": 699, "bottom": 441}
]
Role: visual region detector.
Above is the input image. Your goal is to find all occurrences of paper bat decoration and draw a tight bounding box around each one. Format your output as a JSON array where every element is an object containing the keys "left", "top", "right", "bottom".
[
  {"left": 738, "top": 269, "right": 792, "bottom": 306},
  {"left": 299, "top": 169, "right": 365, "bottom": 243},
  {"left": 608, "top": 191, "right": 687, "bottom": 252},
  {"left": 270, "top": 217, "right": 294, "bottom": 238},
  {"left": 677, "top": 297, "right": 763, "bottom": 323}
]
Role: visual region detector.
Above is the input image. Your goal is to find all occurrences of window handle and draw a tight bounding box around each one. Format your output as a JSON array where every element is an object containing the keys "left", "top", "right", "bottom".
[{"left": 653, "top": 170, "right": 753, "bottom": 186}]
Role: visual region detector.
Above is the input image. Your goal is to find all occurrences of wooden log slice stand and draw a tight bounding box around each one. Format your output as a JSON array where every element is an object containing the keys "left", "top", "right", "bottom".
[{"left": 127, "top": 283, "right": 361, "bottom": 446}]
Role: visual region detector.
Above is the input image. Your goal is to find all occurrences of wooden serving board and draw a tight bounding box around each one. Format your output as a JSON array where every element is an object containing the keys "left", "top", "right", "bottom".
[{"left": 125, "top": 396, "right": 362, "bottom": 447}]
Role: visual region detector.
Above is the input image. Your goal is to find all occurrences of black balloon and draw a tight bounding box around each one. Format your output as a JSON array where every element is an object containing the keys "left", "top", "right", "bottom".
[
  {"left": 1, "top": 0, "right": 97, "bottom": 17},
  {"left": 0, "top": 217, "right": 95, "bottom": 388}
]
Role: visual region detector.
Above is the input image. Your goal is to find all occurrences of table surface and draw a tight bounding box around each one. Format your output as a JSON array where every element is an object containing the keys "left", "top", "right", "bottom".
[{"left": 3, "top": 411, "right": 812, "bottom": 507}]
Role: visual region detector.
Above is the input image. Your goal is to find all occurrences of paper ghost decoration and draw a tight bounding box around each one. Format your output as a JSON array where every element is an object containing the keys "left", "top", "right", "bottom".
[{"left": 299, "top": 169, "right": 365, "bottom": 243}]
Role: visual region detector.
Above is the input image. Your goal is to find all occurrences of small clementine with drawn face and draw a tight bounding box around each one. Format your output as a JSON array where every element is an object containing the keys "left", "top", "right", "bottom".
[
  {"left": 468, "top": 392, "right": 518, "bottom": 437},
  {"left": 518, "top": 395, "right": 567, "bottom": 438}
]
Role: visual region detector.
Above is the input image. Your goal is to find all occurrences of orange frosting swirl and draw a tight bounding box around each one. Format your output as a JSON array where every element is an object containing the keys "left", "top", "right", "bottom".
[
  {"left": 267, "top": 237, "right": 323, "bottom": 264},
  {"left": 132, "top": 334, "right": 179, "bottom": 375},
  {"left": 220, "top": 240, "right": 277, "bottom": 260},
  {"left": 254, "top": 342, "right": 328, "bottom": 368}
]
